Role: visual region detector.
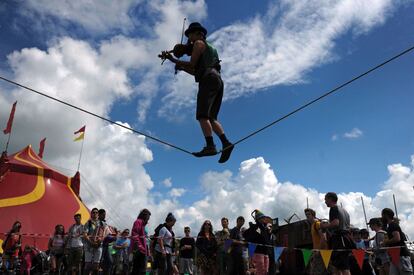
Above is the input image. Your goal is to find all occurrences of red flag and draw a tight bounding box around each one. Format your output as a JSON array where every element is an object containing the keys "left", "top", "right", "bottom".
[
  {"left": 3, "top": 101, "right": 17, "bottom": 134},
  {"left": 352, "top": 249, "right": 365, "bottom": 270},
  {"left": 38, "top": 138, "right": 46, "bottom": 158},
  {"left": 387, "top": 247, "right": 401, "bottom": 267},
  {"left": 74, "top": 125, "right": 86, "bottom": 135}
]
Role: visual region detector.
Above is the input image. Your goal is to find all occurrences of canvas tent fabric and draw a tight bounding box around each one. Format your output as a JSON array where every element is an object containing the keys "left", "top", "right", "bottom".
[{"left": 0, "top": 145, "right": 89, "bottom": 251}]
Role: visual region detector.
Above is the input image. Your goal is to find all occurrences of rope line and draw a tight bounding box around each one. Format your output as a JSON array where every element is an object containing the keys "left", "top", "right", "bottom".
[
  {"left": 219, "top": 44, "right": 414, "bottom": 152},
  {"left": 1, "top": 44, "right": 413, "bottom": 156},
  {"left": 0, "top": 76, "right": 193, "bottom": 155}
]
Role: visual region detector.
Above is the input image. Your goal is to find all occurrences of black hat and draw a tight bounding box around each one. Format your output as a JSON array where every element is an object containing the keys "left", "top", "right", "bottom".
[{"left": 185, "top": 22, "right": 207, "bottom": 37}]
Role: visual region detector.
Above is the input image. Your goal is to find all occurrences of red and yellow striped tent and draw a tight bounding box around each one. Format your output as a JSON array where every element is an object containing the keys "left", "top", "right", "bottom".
[{"left": 0, "top": 145, "right": 89, "bottom": 251}]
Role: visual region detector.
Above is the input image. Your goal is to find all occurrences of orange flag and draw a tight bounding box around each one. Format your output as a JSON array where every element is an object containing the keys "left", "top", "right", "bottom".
[
  {"left": 74, "top": 125, "right": 86, "bottom": 135},
  {"left": 352, "top": 249, "right": 365, "bottom": 270},
  {"left": 38, "top": 138, "right": 46, "bottom": 158},
  {"left": 3, "top": 101, "right": 17, "bottom": 134}
]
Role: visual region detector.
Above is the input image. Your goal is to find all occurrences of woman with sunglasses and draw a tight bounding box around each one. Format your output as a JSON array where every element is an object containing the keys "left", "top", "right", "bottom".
[{"left": 196, "top": 220, "right": 218, "bottom": 275}]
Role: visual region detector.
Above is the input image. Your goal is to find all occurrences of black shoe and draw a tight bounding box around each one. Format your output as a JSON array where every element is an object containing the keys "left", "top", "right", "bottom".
[
  {"left": 192, "top": 145, "right": 218, "bottom": 157},
  {"left": 218, "top": 142, "right": 234, "bottom": 163}
]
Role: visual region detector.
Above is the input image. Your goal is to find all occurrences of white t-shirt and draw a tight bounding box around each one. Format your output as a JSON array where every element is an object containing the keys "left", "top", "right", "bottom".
[
  {"left": 155, "top": 227, "right": 173, "bottom": 254},
  {"left": 68, "top": 224, "right": 84, "bottom": 248}
]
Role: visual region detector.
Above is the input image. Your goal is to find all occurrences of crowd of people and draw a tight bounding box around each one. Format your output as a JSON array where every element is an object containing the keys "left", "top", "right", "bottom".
[{"left": 1, "top": 192, "right": 413, "bottom": 275}]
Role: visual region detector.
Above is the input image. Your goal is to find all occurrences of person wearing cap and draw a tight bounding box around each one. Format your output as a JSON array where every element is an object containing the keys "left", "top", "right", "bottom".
[
  {"left": 368, "top": 217, "right": 390, "bottom": 275},
  {"left": 381, "top": 208, "right": 413, "bottom": 274},
  {"left": 162, "top": 22, "right": 234, "bottom": 163},
  {"left": 243, "top": 210, "right": 272, "bottom": 275},
  {"left": 154, "top": 213, "right": 177, "bottom": 275}
]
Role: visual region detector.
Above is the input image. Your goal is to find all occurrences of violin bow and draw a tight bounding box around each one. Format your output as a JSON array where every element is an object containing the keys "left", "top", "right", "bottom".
[{"left": 174, "top": 17, "right": 187, "bottom": 74}]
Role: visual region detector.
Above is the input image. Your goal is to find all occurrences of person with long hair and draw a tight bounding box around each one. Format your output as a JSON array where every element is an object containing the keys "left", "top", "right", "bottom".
[
  {"left": 48, "top": 224, "right": 66, "bottom": 274},
  {"left": 131, "top": 208, "right": 151, "bottom": 274},
  {"left": 196, "top": 220, "right": 218, "bottom": 275},
  {"left": 1, "top": 221, "right": 22, "bottom": 272}
]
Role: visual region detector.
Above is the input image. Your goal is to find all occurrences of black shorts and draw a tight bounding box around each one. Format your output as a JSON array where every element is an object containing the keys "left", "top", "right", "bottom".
[
  {"left": 196, "top": 71, "right": 223, "bottom": 120},
  {"left": 329, "top": 234, "right": 351, "bottom": 270}
]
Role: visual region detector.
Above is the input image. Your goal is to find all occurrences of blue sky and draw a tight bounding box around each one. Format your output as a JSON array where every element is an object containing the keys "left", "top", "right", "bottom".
[{"left": 0, "top": 0, "right": 413, "bottom": 233}]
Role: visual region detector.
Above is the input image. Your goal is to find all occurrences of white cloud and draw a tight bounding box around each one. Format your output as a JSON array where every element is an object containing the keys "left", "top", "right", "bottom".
[
  {"left": 158, "top": 0, "right": 397, "bottom": 116},
  {"left": 15, "top": 0, "right": 399, "bottom": 121},
  {"left": 171, "top": 155, "right": 414, "bottom": 239},
  {"left": 22, "top": 0, "right": 142, "bottom": 34},
  {"left": 169, "top": 188, "right": 186, "bottom": 198},
  {"left": 331, "top": 134, "right": 338, "bottom": 141},
  {"left": 162, "top": 177, "right": 173, "bottom": 188},
  {"left": 344, "top": 127, "right": 364, "bottom": 139}
]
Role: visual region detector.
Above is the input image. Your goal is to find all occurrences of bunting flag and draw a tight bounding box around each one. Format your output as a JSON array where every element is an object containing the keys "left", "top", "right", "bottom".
[
  {"left": 274, "top": 247, "right": 284, "bottom": 262},
  {"left": 352, "top": 249, "right": 365, "bottom": 270},
  {"left": 224, "top": 239, "right": 233, "bottom": 253},
  {"left": 3, "top": 101, "right": 17, "bottom": 135},
  {"left": 387, "top": 247, "right": 401, "bottom": 267},
  {"left": 73, "top": 125, "right": 86, "bottom": 142},
  {"left": 320, "top": 250, "right": 333, "bottom": 269},
  {"left": 248, "top": 243, "right": 257, "bottom": 258},
  {"left": 301, "top": 249, "right": 312, "bottom": 267},
  {"left": 74, "top": 125, "right": 86, "bottom": 134},
  {"left": 38, "top": 138, "right": 46, "bottom": 158}
]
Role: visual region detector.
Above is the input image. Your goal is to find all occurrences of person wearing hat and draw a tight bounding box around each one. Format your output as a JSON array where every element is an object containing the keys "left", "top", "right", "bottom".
[
  {"left": 368, "top": 218, "right": 390, "bottom": 275},
  {"left": 381, "top": 208, "right": 413, "bottom": 274},
  {"left": 162, "top": 22, "right": 234, "bottom": 163},
  {"left": 243, "top": 210, "right": 272, "bottom": 275}
]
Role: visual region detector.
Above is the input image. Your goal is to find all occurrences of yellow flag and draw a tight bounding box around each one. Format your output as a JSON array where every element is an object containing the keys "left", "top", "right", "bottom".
[
  {"left": 320, "top": 250, "right": 333, "bottom": 269},
  {"left": 73, "top": 132, "right": 84, "bottom": 142}
]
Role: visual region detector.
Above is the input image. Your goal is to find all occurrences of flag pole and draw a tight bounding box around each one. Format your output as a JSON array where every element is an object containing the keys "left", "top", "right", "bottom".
[
  {"left": 77, "top": 137, "right": 84, "bottom": 172},
  {"left": 360, "top": 196, "right": 369, "bottom": 230}
]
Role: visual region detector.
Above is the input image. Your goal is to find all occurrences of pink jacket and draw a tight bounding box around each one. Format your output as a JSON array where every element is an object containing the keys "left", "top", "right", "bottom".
[{"left": 131, "top": 218, "right": 147, "bottom": 255}]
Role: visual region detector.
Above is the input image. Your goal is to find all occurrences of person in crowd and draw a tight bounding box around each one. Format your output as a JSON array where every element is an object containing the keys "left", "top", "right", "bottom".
[
  {"left": 67, "top": 214, "right": 84, "bottom": 275},
  {"left": 98, "top": 209, "right": 107, "bottom": 226},
  {"left": 196, "top": 220, "right": 218, "bottom": 275},
  {"left": 320, "top": 192, "right": 354, "bottom": 275},
  {"left": 1, "top": 221, "right": 22, "bottom": 272},
  {"left": 131, "top": 208, "right": 151, "bottom": 275},
  {"left": 305, "top": 208, "right": 328, "bottom": 275},
  {"left": 215, "top": 217, "right": 230, "bottom": 275},
  {"left": 154, "top": 213, "right": 177, "bottom": 275},
  {"left": 113, "top": 229, "right": 131, "bottom": 275},
  {"left": 83, "top": 207, "right": 106, "bottom": 275},
  {"left": 179, "top": 226, "right": 195, "bottom": 275},
  {"left": 243, "top": 210, "right": 272, "bottom": 275},
  {"left": 229, "top": 216, "right": 246, "bottom": 275},
  {"left": 381, "top": 208, "right": 413, "bottom": 275},
  {"left": 350, "top": 228, "right": 375, "bottom": 275},
  {"left": 48, "top": 224, "right": 66, "bottom": 274},
  {"left": 368, "top": 217, "right": 390, "bottom": 275},
  {"left": 101, "top": 226, "right": 117, "bottom": 275}
]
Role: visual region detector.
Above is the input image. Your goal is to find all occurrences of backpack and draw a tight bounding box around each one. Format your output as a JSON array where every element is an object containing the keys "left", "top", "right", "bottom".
[
  {"left": 150, "top": 223, "right": 176, "bottom": 253},
  {"left": 150, "top": 223, "right": 166, "bottom": 252}
]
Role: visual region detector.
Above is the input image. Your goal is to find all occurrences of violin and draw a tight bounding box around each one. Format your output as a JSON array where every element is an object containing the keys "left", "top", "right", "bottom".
[{"left": 158, "top": 41, "right": 193, "bottom": 62}]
